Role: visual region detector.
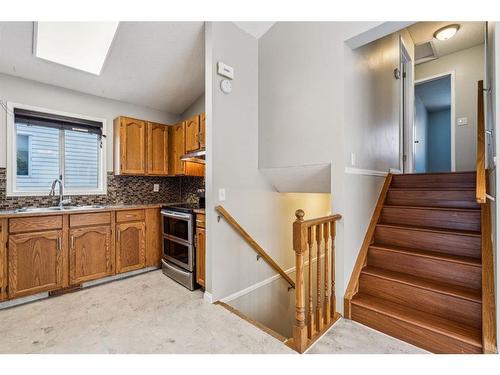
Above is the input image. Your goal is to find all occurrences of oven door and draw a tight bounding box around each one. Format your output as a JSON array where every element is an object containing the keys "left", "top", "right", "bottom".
[
  {"left": 163, "top": 236, "right": 194, "bottom": 272},
  {"left": 161, "top": 210, "right": 193, "bottom": 244}
]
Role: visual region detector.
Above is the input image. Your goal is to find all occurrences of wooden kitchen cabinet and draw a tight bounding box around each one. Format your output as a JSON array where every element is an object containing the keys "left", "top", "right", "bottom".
[
  {"left": 196, "top": 227, "right": 206, "bottom": 288},
  {"left": 145, "top": 208, "right": 162, "bottom": 267},
  {"left": 0, "top": 219, "right": 7, "bottom": 301},
  {"left": 69, "top": 226, "right": 113, "bottom": 284},
  {"left": 116, "top": 221, "right": 146, "bottom": 274},
  {"left": 7, "top": 230, "right": 64, "bottom": 299},
  {"left": 169, "top": 122, "right": 186, "bottom": 175},
  {"left": 146, "top": 122, "right": 169, "bottom": 175},
  {"left": 185, "top": 115, "right": 201, "bottom": 152},
  {"left": 199, "top": 112, "right": 206, "bottom": 149},
  {"left": 114, "top": 117, "right": 147, "bottom": 175}
]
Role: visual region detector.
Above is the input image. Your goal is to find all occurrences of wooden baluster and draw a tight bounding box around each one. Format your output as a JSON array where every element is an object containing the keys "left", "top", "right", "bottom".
[
  {"left": 315, "top": 223, "right": 323, "bottom": 332},
  {"left": 307, "top": 226, "right": 315, "bottom": 339},
  {"left": 330, "top": 221, "right": 336, "bottom": 318},
  {"left": 323, "top": 222, "right": 331, "bottom": 325},
  {"left": 293, "top": 209, "right": 308, "bottom": 353}
]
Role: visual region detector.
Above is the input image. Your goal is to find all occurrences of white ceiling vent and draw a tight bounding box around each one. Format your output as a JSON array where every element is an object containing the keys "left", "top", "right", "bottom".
[{"left": 415, "top": 41, "right": 438, "bottom": 65}]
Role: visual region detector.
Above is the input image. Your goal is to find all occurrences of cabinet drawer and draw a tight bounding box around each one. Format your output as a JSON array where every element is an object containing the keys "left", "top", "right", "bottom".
[
  {"left": 196, "top": 213, "right": 205, "bottom": 228},
  {"left": 9, "top": 215, "right": 63, "bottom": 234},
  {"left": 116, "top": 209, "right": 145, "bottom": 223},
  {"left": 70, "top": 212, "right": 111, "bottom": 227}
]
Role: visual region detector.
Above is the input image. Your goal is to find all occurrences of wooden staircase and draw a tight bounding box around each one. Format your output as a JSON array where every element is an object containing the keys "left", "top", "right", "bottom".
[{"left": 344, "top": 171, "right": 496, "bottom": 354}]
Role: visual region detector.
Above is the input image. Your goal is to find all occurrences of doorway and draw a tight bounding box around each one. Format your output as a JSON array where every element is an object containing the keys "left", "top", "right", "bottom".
[{"left": 414, "top": 73, "right": 455, "bottom": 173}]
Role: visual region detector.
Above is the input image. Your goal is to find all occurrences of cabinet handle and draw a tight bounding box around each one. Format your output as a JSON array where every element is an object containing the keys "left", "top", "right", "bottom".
[
  {"left": 57, "top": 237, "right": 62, "bottom": 252},
  {"left": 117, "top": 230, "right": 121, "bottom": 243},
  {"left": 71, "top": 236, "right": 74, "bottom": 249}
]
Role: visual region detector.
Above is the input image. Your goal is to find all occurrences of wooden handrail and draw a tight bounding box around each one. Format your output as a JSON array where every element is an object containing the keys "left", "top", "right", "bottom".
[
  {"left": 215, "top": 205, "right": 295, "bottom": 289},
  {"left": 290, "top": 209, "right": 342, "bottom": 353},
  {"left": 476, "top": 80, "right": 486, "bottom": 204}
]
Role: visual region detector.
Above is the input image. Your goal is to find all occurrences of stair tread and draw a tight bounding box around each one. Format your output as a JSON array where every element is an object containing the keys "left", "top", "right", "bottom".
[
  {"left": 383, "top": 204, "right": 480, "bottom": 212},
  {"left": 376, "top": 223, "right": 481, "bottom": 237},
  {"left": 351, "top": 293, "right": 482, "bottom": 348},
  {"left": 361, "top": 266, "right": 482, "bottom": 302},
  {"left": 389, "top": 187, "right": 475, "bottom": 191},
  {"left": 369, "top": 243, "right": 482, "bottom": 268}
]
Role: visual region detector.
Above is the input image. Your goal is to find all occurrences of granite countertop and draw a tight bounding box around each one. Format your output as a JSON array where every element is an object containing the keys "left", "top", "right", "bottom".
[
  {"left": 193, "top": 208, "right": 205, "bottom": 214},
  {"left": 0, "top": 203, "right": 168, "bottom": 219}
]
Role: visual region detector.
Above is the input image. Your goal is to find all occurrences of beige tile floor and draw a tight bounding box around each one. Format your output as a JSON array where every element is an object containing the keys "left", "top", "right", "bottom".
[{"left": 0, "top": 270, "right": 425, "bottom": 354}]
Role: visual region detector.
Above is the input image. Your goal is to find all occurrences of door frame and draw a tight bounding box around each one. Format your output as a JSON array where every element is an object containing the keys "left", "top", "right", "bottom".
[
  {"left": 414, "top": 71, "right": 456, "bottom": 172},
  {"left": 399, "top": 37, "right": 414, "bottom": 173}
]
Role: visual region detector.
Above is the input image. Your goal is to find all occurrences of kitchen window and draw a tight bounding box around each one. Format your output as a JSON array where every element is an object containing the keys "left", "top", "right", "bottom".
[{"left": 6, "top": 103, "right": 107, "bottom": 196}]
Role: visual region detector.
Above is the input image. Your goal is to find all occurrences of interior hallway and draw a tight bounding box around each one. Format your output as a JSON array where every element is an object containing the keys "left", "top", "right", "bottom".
[{"left": 0, "top": 271, "right": 425, "bottom": 354}]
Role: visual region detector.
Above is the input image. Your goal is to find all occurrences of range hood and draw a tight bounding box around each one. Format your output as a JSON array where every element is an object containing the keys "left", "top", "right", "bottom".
[{"left": 180, "top": 149, "right": 206, "bottom": 164}]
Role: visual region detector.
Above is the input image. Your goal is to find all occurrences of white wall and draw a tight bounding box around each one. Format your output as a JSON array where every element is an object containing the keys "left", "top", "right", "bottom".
[
  {"left": 205, "top": 22, "right": 332, "bottom": 301},
  {"left": 258, "top": 22, "right": 411, "bottom": 312},
  {"left": 180, "top": 92, "right": 205, "bottom": 121},
  {"left": 0, "top": 73, "right": 179, "bottom": 171},
  {"left": 415, "top": 44, "right": 485, "bottom": 172}
]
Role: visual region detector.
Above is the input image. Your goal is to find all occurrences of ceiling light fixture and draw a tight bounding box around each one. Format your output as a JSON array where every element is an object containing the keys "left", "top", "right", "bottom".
[{"left": 433, "top": 24, "right": 460, "bottom": 41}]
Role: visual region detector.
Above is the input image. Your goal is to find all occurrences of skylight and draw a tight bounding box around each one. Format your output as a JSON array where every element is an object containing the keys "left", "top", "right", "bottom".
[{"left": 34, "top": 22, "right": 119, "bottom": 75}]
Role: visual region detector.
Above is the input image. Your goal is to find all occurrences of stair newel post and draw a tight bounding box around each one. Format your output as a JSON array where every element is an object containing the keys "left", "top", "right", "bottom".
[
  {"left": 316, "top": 223, "right": 324, "bottom": 332},
  {"left": 323, "top": 222, "right": 331, "bottom": 325},
  {"left": 307, "top": 226, "right": 315, "bottom": 339},
  {"left": 330, "top": 220, "right": 336, "bottom": 318},
  {"left": 293, "top": 209, "right": 308, "bottom": 353}
]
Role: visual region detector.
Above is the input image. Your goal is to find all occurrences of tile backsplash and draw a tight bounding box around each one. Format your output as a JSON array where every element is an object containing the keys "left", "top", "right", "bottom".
[{"left": 0, "top": 168, "right": 204, "bottom": 210}]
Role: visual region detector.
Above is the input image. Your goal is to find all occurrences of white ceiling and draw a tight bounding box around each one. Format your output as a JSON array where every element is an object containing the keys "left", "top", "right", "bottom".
[
  {"left": 0, "top": 22, "right": 205, "bottom": 115},
  {"left": 233, "top": 22, "right": 275, "bottom": 39},
  {"left": 408, "top": 21, "right": 484, "bottom": 61}
]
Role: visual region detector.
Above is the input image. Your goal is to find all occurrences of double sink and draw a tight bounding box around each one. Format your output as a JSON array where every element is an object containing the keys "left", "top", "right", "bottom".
[{"left": 15, "top": 205, "right": 106, "bottom": 213}]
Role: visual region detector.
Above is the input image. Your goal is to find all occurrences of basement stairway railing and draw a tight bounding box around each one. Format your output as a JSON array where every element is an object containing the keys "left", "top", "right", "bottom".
[
  {"left": 215, "top": 205, "right": 295, "bottom": 289},
  {"left": 475, "top": 79, "right": 498, "bottom": 354},
  {"left": 289, "top": 209, "right": 342, "bottom": 353}
]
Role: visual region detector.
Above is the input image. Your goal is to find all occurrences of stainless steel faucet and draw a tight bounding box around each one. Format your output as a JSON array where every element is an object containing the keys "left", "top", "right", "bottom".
[{"left": 49, "top": 177, "right": 71, "bottom": 209}]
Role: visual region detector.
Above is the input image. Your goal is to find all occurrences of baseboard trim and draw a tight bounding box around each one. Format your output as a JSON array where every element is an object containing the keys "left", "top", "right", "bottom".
[
  {"left": 344, "top": 167, "right": 389, "bottom": 177},
  {"left": 203, "top": 291, "right": 214, "bottom": 304}
]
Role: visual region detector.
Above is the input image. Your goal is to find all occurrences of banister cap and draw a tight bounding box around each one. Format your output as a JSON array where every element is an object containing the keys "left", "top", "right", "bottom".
[{"left": 295, "top": 209, "right": 305, "bottom": 221}]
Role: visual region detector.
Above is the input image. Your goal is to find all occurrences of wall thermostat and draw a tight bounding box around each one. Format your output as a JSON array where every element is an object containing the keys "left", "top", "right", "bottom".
[
  {"left": 220, "top": 79, "right": 232, "bottom": 94},
  {"left": 217, "top": 62, "right": 234, "bottom": 79}
]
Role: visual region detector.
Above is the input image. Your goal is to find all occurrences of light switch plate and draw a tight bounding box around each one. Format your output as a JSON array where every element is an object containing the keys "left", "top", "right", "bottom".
[
  {"left": 217, "top": 62, "right": 234, "bottom": 79},
  {"left": 457, "top": 117, "right": 468, "bottom": 126},
  {"left": 153, "top": 184, "right": 159, "bottom": 192},
  {"left": 218, "top": 188, "right": 226, "bottom": 201}
]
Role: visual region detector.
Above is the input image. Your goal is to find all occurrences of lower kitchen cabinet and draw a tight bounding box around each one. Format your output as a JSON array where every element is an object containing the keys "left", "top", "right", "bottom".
[
  {"left": 0, "top": 219, "right": 7, "bottom": 301},
  {"left": 116, "top": 221, "right": 146, "bottom": 274},
  {"left": 70, "top": 225, "right": 114, "bottom": 284},
  {"left": 7, "top": 230, "right": 63, "bottom": 299},
  {"left": 196, "top": 227, "right": 206, "bottom": 288}
]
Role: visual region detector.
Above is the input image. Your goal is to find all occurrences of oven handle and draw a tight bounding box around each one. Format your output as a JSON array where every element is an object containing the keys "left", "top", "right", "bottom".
[{"left": 161, "top": 210, "right": 192, "bottom": 221}]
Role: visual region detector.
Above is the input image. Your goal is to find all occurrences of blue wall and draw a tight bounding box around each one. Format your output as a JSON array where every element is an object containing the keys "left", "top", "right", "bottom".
[
  {"left": 427, "top": 109, "right": 451, "bottom": 172},
  {"left": 414, "top": 94, "right": 428, "bottom": 173}
]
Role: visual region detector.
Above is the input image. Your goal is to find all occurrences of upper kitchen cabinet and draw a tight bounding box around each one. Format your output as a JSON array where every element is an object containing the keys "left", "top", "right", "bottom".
[
  {"left": 114, "top": 116, "right": 169, "bottom": 176},
  {"left": 185, "top": 113, "right": 205, "bottom": 152},
  {"left": 168, "top": 121, "right": 204, "bottom": 177},
  {"left": 114, "top": 117, "right": 147, "bottom": 175},
  {"left": 146, "top": 122, "right": 169, "bottom": 175}
]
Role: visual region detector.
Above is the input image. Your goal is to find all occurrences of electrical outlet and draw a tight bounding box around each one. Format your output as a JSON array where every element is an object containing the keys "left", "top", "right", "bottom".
[{"left": 153, "top": 184, "right": 159, "bottom": 192}]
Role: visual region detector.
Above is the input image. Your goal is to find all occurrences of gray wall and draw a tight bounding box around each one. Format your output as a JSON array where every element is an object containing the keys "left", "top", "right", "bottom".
[
  {"left": 415, "top": 44, "right": 484, "bottom": 172},
  {"left": 0, "top": 73, "right": 179, "bottom": 172},
  {"left": 414, "top": 94, "right": 428, "bottom": 172},
  {"left": 427, "top": 109, "right": 451, "bottom": 172},
  {"left": 180, "top": 93, "right": 205, "bottom": 121}
]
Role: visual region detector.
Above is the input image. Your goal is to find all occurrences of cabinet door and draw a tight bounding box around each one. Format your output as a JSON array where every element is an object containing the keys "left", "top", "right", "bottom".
[
  {"left": 8, "top": 230, "right": 63, "bottom": 299},
  {"left": 70, "top": 225, "right": 113, "bottom": 285},
  {"left": 116, "top": 222, "right": 146, "bottom": 274},
  {"left": 0, "top": 219, "right": 7, "bottom": 301},
  {"left": 120, "top": 117, "right": 146, "bottom": 174},
  {"left": 170, "top": 122, "right": 186, "bottom": 175},
  {"left": 146, "top": 122, "right": 169, "bottom": 175},
  {"left": 199, "top": 112, "right": 206, "bottom": 149},
  {"left": 196, "top": 227, "right": 206, "bottom": 288},
  {"left": 185, "top": 115, "right": 200, "bottom": 152}
]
